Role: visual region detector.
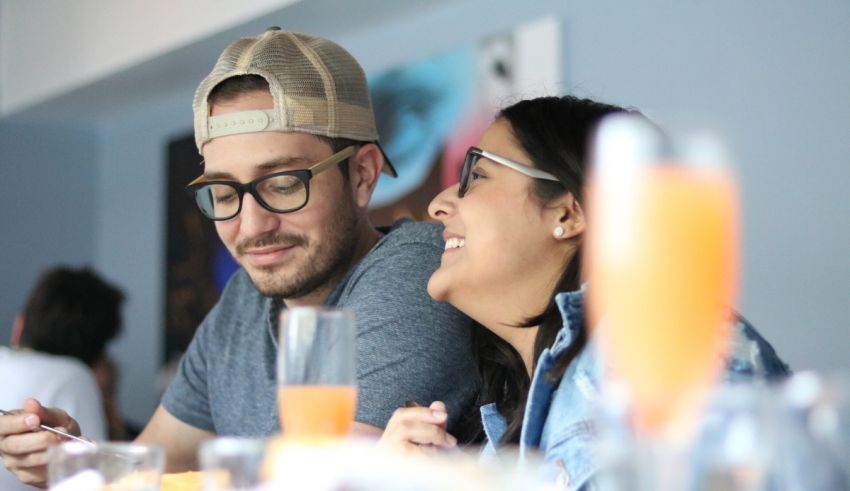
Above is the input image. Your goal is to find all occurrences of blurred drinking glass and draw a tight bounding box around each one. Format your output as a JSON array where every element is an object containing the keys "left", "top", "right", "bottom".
[
  {"left": 277, "top": 307, "right": 357, "bottom": 440},
  {"left": 586, "top": 114, "right": 739, "bottom": 434},
  {"left": 773, "top": 371, "right": 850, "bottom": 490},
  {"left": 199, "top": 437, "right": 267, "bottom": 491},
  {"left": 692, "top": 384, "right": 775, "bottom": 491},
  {"left": 595, "top": 380, "right": 703, "bottom": 491},
  {"left": 48, "top": 441, "right": 164, "bottom": 491}
]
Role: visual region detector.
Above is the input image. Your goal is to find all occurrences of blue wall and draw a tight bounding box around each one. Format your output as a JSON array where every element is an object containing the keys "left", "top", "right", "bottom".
[
  {"left": 94, "top": 90, "right": 194, "bottom": 425},
  {"left": 1, "top": 0, "right": 848, "bottom": 427},
  {"left": 0, "top": 120, "right": 97, "bottom": 344}
]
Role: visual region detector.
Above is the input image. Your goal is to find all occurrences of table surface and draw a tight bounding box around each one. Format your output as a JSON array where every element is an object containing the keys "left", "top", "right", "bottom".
[{"left": 160, "top": 471, "right": 202, "bottom": 491}]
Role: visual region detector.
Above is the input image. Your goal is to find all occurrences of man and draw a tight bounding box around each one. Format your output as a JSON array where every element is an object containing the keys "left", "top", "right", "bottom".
[
  {"left": 0, "top": 266, "right": 124, "bottom": 490},
  {"left": 0, "top": 28, "right": 478, "bottom": 487}
]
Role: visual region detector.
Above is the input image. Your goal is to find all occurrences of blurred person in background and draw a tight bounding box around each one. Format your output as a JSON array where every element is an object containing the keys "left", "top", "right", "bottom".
[
  {"left": 380, "top": 95, "right": 789, "bottom": 487},
  {"left": 0, "top": 266, "right": 127, "bottom": 490}
]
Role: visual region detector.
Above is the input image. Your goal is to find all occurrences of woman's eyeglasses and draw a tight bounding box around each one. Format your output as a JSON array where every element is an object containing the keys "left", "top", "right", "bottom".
[{"left": 459, "top": 147, "right": 559, "bottom": 197}]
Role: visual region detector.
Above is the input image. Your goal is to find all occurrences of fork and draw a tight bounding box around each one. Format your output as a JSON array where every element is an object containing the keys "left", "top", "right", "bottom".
[{"left": 0, "top": 408, "right": 96, "bottom": 447}]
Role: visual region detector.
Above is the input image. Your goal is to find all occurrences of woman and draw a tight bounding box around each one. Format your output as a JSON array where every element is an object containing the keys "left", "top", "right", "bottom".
[{"left": 380, "top": 96, "right": 789, "bottom": 487}]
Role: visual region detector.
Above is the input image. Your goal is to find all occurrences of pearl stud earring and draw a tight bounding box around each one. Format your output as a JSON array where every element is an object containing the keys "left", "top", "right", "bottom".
[{"left": 553, "top": 226, "right": 565, "bottom": 238}]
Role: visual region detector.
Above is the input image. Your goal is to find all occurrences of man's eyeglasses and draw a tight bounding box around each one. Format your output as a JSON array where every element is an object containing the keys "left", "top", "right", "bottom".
[
  {"left": 186, "top": 146, "right": 356, "bottom": 220},
  {"left": 459, "top": 146, "right": 559, "bottom": 197}
]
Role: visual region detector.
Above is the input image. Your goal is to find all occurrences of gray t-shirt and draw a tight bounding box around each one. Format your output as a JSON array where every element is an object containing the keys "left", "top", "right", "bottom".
[{"left": 162, "top": 219, "right": 479, "bottom": 436}]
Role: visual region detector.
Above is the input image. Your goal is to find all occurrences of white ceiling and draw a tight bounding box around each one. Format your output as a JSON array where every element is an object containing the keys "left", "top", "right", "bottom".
[
  {"left": 0, "top": 0, "right": 460, "bottom": 124},
  {"left": 0, "top": 0, "right": 298, "bottom": 116}
]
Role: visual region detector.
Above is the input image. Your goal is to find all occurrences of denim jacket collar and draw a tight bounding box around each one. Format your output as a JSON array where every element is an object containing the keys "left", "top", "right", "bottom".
[
  {"left": 480, "top": 287, "right": 589, "bottom": 452},
  {"left": 550, "top": 286, "right": 587, "bottom": 355}
]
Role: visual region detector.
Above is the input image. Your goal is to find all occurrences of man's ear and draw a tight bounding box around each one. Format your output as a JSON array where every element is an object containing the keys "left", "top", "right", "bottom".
[
  {"left": 347, "top": 143, "right": 383, "bottom": 208},
  {"left": 553, "top": 193, "right": 585, "bottom": 240},
  {"left": 11, "top": 314, "right": 24, "bottom": 348}
]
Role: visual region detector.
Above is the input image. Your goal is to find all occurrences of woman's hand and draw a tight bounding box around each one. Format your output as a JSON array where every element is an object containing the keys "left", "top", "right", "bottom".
[{"left": 379, "top": 401, "right": 457, "bottom": 454}]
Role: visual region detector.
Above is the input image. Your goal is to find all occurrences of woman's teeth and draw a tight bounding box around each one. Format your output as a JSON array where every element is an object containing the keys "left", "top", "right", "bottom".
[{"left": 445, "top": 237, "right": 466, "bottom": 250}]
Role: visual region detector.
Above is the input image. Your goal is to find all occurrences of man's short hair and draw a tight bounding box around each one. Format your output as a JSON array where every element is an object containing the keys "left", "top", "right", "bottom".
[
  {"left": 19, "top": 266, "right": 124, "bottom": 367},
  {"left": 207, "top": 74, "right": 360, "bottom": 180}
]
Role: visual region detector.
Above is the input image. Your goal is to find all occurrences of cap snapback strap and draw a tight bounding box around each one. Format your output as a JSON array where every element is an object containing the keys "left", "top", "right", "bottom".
[{"left": 207, "top": 109, "right": 282, "bottom": 139}]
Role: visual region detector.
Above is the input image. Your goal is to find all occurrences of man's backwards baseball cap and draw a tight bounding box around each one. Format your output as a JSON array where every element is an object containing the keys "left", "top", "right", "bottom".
[{"left": 193, "top": 27, "right": 397, "bottom": 177}]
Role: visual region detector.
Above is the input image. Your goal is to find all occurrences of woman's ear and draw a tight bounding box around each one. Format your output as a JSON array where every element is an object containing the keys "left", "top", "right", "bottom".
[
  {"left": 348, "top": 144, "right": 383, "bottom": 208},
  {"left": 553, "top": 193, "right": 585, "bottom": 240}
]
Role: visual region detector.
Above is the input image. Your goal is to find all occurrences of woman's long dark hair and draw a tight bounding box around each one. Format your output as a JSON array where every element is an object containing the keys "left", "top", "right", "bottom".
[{"left": 472, "top": 96, "right": 634, "bottom": 444}]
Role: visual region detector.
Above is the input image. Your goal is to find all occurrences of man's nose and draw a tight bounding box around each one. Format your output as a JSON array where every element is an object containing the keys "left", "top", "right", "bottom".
[{"left": 238, "top": 192, "right": 280, "bottom": 237}]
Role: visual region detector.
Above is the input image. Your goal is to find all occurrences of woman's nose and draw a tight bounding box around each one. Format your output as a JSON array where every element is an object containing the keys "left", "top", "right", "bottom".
[{"left": 427, "top": 183, "right": 460, "bottom": 222}]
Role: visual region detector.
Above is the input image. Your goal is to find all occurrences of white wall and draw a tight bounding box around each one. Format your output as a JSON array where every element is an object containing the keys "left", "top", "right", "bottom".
[{"left": 0, "top": 0, "right": 847, "bottom": 427}]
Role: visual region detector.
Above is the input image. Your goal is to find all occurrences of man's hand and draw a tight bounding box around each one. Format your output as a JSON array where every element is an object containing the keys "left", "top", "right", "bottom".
[{"left": 0, "top": 399, "right": 82, "bottom": 489}]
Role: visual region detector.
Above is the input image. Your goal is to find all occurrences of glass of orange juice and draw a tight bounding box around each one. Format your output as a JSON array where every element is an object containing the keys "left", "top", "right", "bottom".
[
  {"left": 277, "top": 307, "right": 357, "bottom": 440},
  {"left": 586, "top": 114, "right": 739, "bottom": 435}
]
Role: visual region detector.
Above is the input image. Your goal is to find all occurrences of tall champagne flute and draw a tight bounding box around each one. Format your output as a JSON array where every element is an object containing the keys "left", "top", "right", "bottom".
[
  {"left": 586, "top": 115, "right": 739, "bottom": 433},
  {"left": 277, "top": 307, "right": 357, "bottom": 440}
]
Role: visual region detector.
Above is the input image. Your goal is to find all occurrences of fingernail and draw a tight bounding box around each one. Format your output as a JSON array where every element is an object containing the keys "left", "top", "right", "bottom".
[
  {"left": 431, "top": 410, "right": 447, "bottom": 421},
  {"left": 24, "top": 415, "right": 38, "bottom": 428}
]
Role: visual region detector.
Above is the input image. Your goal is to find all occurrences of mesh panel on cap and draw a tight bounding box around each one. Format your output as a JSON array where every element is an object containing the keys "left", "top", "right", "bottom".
[{"left": 193, "top": 30, "right": 379, "bottom": 152}]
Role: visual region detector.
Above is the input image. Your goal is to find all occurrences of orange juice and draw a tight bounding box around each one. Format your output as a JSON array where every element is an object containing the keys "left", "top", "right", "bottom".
[
  {"left": 588, "top": 166, "right": 738, "bottom": 430},
  {"left": 278, "top": 385, "right": 357, "bottom": 438}
]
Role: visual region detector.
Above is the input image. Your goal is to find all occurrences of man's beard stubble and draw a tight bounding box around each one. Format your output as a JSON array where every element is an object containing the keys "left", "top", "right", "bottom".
[{"left": 236, "top": 202, "right": 361, "bottom": 300}]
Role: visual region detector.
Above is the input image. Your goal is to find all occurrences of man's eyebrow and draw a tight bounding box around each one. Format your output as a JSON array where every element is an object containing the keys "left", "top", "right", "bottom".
[{"left": 201, "top": 156, "right": 314, "bottom": 181}]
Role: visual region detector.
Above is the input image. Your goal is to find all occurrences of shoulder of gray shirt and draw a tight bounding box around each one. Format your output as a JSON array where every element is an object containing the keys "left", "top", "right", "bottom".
[{"left": 375, "top": 218, "right": 445, "bottom": 251}]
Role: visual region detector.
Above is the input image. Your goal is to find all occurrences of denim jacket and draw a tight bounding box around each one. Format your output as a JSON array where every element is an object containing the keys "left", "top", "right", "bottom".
[{"left": 480, "top": 288, "right": 790, "bottom": 490}]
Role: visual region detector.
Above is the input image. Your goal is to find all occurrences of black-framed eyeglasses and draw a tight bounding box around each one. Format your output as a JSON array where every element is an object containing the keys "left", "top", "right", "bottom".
[
  {"left": 459, "top": 146, "right": 560, "bottom": 197},
  {"left": 186, "top": 146, "right": 356, "bottom": 220}
]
